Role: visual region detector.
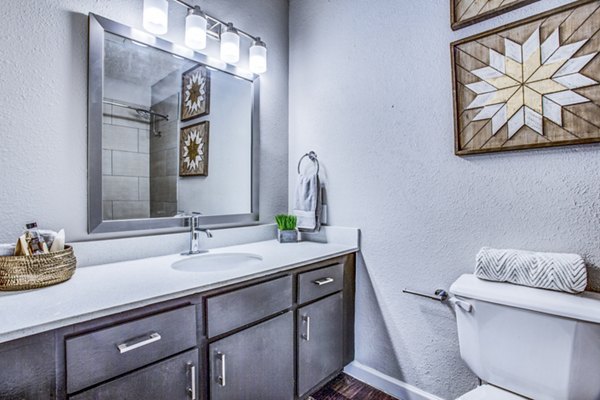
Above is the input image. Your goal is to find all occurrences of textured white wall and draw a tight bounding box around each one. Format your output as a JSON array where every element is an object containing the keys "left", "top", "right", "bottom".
[
  {"left": 0, "top": 0, "right": 288, "bottom": 243},
  {"left": 289, "top": 0, "right": 600, "bottom": 398}
]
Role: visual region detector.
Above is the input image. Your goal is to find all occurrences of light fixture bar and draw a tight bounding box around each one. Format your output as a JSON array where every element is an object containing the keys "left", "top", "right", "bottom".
[{"left": 171, "top": 0, "right": 259, "bottom": 42}]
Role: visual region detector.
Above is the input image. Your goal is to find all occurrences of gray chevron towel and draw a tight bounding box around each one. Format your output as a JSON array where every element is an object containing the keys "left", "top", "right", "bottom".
[{"left": 475, "top": 247, "right": 587, "bottom": 293}]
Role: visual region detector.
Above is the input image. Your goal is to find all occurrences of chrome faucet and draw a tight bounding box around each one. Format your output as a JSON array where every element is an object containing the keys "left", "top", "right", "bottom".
[{"left": 181, "top": 212, "right": 213, "bottom": 256}]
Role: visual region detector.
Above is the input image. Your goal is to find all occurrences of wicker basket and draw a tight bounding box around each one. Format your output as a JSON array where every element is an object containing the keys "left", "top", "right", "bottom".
[{"left": 0, "top": 245, "right": 76, "bottom": 291}]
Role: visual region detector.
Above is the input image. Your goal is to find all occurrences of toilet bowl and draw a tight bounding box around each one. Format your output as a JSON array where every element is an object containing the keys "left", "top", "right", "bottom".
[{"left": 450, "top": 274, "right": 600, "bottom": 400}]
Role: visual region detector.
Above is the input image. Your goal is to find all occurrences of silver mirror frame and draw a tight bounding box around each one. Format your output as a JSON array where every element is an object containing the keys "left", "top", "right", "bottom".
[{"left": 88, "top": 14, "right": 260, "bottom": 234}]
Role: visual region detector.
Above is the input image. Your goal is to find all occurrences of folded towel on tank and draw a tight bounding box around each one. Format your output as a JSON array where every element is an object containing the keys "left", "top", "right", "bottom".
[{"left": 475, "top": 247, "right": 587, "bottom": 293}]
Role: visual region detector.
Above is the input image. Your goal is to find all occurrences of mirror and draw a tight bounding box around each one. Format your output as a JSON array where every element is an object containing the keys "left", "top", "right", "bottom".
[{"left": 88, "top": 14, "right": 259, "bottom": 233}]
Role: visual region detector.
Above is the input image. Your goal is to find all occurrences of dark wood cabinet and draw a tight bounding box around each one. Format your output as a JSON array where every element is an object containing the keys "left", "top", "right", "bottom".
[
  {"left": 70, "top": 349, "right": 199, "bottom": 400},
  {"left": 297, "top": 292, "right": 344, "bottom": 397},
  {"left": 0, "top": 253, "right": 355, "bottom": 400},
  {"left": 0, "top": 332, "right": 56, "bottom": 400},
  {"left": 209, "top": 312, "right": 294, "bottom": 400}
]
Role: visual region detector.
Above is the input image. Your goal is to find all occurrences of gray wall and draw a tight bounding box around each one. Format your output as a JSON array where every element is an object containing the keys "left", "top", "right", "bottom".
[
  {"left": 0, "top": 0, "right": 289, "bottom": 242},
  {"left": 289, "top": 0, "right": 600, "bottom": 398}
]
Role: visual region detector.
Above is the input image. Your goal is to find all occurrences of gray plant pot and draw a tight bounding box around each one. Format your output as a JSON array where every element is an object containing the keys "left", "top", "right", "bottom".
[{"left": 277, "top": 229, "right": 298, "bottom": 243}]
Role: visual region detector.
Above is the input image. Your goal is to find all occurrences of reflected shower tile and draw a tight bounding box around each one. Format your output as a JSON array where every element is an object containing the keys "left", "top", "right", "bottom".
[
  {"left": 139, "top": 129, "right": 150, "bottom": 153},
  {"left": 150, "top": 150, "right": 167, "bottom": 177},
  {"left": 150, "top": 120, "right": 179, "bottom": 152},
  {"left": 102, "top": 176, "right": 139, "bottom": 201},
  {"left": 139, "top": 177, "right": 150, "bottom": 201},
  {"left": 102, "top": 150, "right": 112, "bottom": 175},
  {"left": 112, "top": 201, "right": 150, "bottom": 219},
  {"left": 103, "top": 125, "right": 139, "bottom": 152},
  {"left": 164, "top": 202, "right": 178, "bottom": 217},
  {"left": 150, "top": 176, "right": 177, "bottom": 202},
  {"left": 112, "top": 151, "right": 149, "bottom": 177},
  {"left": 150, "top": 201, "right": 178, "bottom": 218},
  {"left": 103, "top": 201, "right": 113, "bottom": 220},
  {"left": 103, "top": 103, "right": 112, "bottom": 124},
  {"left": 166, "top": 147, "right": 178, "bottom": 176}
]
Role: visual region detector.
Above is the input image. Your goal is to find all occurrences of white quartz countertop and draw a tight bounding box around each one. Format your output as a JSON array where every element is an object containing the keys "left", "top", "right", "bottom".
[{"left": 0, "top": 239, "right": 358, "bottom": 344}]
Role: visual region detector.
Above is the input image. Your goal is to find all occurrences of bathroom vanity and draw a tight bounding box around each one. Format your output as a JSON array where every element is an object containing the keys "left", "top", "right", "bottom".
[
  {"left": 0, "top": 11, "right": 359, "bottom": 400},
  {"left": 0, "top": 239, "right": 357, "bottom": 400}
]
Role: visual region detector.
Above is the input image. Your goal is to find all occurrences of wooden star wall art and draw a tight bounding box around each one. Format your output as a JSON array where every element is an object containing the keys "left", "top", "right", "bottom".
[
  {"left": 451, "top": 0, "right": 540, "bottom": 31},
  {"left": 451, "top": 0, "right": 600, "bottom": 155},
  {"left": 181, "top": 64, "right": 211, "bottom": 121}
]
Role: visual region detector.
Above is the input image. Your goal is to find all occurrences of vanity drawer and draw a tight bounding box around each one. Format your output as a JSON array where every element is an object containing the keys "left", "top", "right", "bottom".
[
  {"left": 66, "top": 305, "right": 197, "bottom": 394},
  {"left": 298, "top": 263, "right": 344, "bottom": 305},
  {"left": 206, "top": 275, "right": 293, "bottom": 338}
]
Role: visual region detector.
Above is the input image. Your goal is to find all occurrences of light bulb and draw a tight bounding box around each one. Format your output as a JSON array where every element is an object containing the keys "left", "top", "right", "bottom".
[
  {"left": 143, "top": 0, "right": 168, "bottom": 35},
  {"left": 220, "top": 23, "right": 240, "bottom": 64},
  {"left": 185, "top": 7, "right": 207, "bottom": 50},
  {"left": 249, "top": 38, "right": 267, "bottom": 74}
]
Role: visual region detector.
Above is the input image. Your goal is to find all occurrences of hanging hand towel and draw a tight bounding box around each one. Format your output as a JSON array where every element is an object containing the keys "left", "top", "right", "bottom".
[
  {"left": 475, "top": 247, "right": 587, "bottom": 293},
  {"left": 293, "top": 172, "right": 322, "bottom": 232}
]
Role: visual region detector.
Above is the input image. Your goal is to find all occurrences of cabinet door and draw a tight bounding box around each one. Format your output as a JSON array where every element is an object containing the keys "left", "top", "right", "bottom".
[
  {"left": 0, "top": 332, "right": 55, "bottom": 400},
  {"left": 297, "top": 292, "right": 344, "bottom": 397},
  {"left": 209, "top": 312, "right": 294, "bottom": 400},
  {"left": 70, "top": 349, "right": 198, "bottom": 400}
]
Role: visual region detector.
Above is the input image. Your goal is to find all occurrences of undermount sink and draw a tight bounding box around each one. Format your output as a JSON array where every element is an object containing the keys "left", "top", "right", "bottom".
[{"left": 171, "top": 253, "right": 263, "bottom": 272}]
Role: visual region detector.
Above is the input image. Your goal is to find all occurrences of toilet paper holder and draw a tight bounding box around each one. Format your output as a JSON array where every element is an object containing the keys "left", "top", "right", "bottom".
[
  {"left": 402, "top": 288, "right": 449, "bottom": 301},
  {"left": 402, "top": 288, "right": 472, "bottom": 312}
]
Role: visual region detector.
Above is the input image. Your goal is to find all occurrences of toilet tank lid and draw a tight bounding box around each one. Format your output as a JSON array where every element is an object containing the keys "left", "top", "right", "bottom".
[{"left": 450, "top": 274, "right": 600, "bottom": 324}]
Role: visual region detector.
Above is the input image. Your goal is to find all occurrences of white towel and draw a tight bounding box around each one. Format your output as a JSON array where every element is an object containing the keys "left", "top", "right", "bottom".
[
  {"left": 293, "top": 172, "right": 322, "bottom": 232},
  {"left": 475, "top": 247, "right": 587, "bottom": 293}
]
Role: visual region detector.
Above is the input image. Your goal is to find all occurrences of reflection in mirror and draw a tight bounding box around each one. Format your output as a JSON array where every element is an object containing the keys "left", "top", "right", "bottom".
[{"left": 101, "top": 31, "right": 252, "bottom": 222}]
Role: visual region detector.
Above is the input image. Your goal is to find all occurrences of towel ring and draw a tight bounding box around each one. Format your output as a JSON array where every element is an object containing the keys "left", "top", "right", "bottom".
[{"left": 297, "top": 151, "right": 319, "bottom": 175}]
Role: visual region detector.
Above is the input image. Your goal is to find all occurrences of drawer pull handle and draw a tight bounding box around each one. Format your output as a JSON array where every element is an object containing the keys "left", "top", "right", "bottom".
[
  {"left": 217, "top": 352, "right": 226, "bottom": 387},
  {"left": 301, "top": 315, "right": 311, "bottom": 341},
  {"left": 313, "top": 277, "right": 334, "bottom": 286},
  {"left": 187, "top": 363, "right": 197, "bottom": 400},
  {"left": 117, "top": 332, "right": 161, "bottom": 354}
]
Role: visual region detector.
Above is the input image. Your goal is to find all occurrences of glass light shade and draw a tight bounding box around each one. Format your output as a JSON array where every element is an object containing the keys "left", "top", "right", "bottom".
[
  {"left": 185, "top": 8, "right": 207, "bottom": 50},
  {"left": 249, "top": 39, "right": 267, "bottom": 74},
  {"left": 143, "top": 0, "right": 168, "bottom": 35},
  {"left": 220, "top": 24, "right": 240, "bottom": 64}
]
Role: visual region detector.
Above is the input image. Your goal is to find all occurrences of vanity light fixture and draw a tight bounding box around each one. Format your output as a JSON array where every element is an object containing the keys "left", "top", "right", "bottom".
[
  {"left": 142, "top": 0, "right": 169, "bottom": 35},
  {"left": 220, "top": 23, "right": 240, "bottom": 64},
  {"left": 249, "top": 37, "right": 267, "bottom": 74},
  {"left": 141, "top": 0, "right": 268, "bottom": 74},
  {"left": 185, "top": 6, "right": 207, "bottom": 50}
]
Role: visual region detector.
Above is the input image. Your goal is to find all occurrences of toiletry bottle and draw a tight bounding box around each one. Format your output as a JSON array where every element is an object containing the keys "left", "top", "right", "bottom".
[{"left": 25, "top": 222, "right": 49, "bottom": 255}]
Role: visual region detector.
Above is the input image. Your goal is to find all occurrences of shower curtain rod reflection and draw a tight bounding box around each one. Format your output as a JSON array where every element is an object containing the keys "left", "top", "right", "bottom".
[{"left": 103, "top": 100, "right": 169, "bottom": 121}]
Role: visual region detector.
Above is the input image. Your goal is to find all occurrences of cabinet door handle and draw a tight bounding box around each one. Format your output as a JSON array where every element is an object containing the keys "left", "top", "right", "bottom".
[
  {"left": 313, "top": 277, "right": 334, "bottom": 286},
  {"left": 301, "top": 315, "right": 311, "bottom": 341},
  {"left": 217, "top": 352, "right": 226, "bottom": 387},
  {"left": 117, "top": 332, "right": 161, "bottom": 354},
  {"left": 187, "top": 363, "right": 197, "bottom": 400}
]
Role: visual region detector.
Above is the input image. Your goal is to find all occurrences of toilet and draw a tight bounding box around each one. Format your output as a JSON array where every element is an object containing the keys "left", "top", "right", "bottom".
[{"left": 449, "top": 274, "right": 600, "bottom": 400}]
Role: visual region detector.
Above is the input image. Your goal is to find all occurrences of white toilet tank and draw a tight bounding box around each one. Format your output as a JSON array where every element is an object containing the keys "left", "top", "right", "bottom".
[{"left": 450, "top": 274, "right": 600, "bottom": 400}]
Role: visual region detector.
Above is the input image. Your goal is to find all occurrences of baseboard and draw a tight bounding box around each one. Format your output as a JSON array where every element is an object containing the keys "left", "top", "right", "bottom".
[{"left": 344, "top": 361, "right": 445, "bottom": 400}]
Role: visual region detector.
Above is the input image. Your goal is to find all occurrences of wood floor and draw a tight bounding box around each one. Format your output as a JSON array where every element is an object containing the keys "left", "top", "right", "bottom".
[{"left": 309, "top": 374, "right": 397, "bottom": 400}]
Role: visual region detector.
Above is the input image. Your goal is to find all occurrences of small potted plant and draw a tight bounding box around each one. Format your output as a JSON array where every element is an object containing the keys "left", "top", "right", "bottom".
[{"left": 275, "top": 214, "right": 298, "bottom": 243}]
